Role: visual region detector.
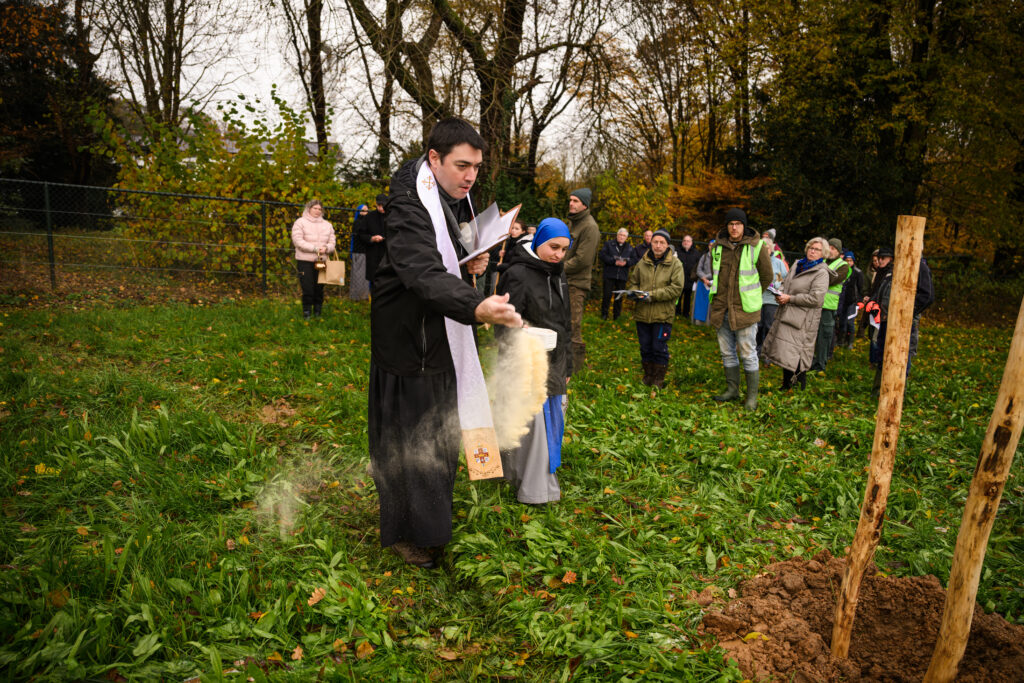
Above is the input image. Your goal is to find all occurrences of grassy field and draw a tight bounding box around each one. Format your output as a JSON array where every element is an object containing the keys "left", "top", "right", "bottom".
[{"left": 0, "top": 297, "right": 1021, "bottom": 681}]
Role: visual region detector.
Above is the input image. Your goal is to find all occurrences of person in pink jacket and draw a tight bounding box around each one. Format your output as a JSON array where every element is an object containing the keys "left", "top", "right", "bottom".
[{"left": 291, "top": 199, "right": 336, "bottom": 319}]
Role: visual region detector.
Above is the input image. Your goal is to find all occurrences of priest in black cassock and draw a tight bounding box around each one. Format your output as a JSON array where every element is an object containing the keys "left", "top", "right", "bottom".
[{"left": 368, "top": 118, "right": 522, "bottom": 568}]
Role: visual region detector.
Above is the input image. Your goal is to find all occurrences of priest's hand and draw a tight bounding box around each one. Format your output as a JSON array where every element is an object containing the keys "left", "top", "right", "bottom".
[
  {"left": 475, "top": 293, "right": 522, "bottom": 327},
  {"left": 467, "top": 252, "right": 489, "bottom": 275}
]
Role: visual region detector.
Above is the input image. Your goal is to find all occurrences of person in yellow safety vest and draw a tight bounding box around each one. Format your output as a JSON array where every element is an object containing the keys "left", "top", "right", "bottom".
[
  {"left": 708, "top": 208, "right": 774, "bottom": 411},
  {"left": 810, "top": 237, "right": 851, "bottom": 371}
]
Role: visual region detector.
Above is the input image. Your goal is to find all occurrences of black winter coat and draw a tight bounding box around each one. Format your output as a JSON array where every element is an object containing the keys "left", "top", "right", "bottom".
[
  {"left": 838, "top": 265, "right": 865, "bottom": 313},
  {"left": 630, "top": 242, "right": 650, "bottom": 265},
  {"left": 675, "top": 244, "right": 702, "bottom": 287},
  {"left": 355, "top": 211, "right": 386, "bottom": 280},
  {"left": 599, "top": 239, "right": 633, "bottom": 280},
  {"left": 495, "top": 247, "right": 573, "bottom": 396},
  {"left": 370, "top": 157, "right": 483, "bottom": 375}
]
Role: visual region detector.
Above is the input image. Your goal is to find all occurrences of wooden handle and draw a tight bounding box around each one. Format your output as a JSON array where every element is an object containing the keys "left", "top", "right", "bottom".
[
  {"left": 923, "top": 295, "right": 1024, "bottom": 682},
  {"left": 831, "top": 214, "right": 925, "bottom": 659}
]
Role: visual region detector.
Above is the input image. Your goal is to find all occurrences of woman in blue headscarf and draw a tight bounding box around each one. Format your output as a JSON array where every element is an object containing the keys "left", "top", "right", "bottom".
[
  {"left": 349, "top": 203, "right": 370, "bottom": 300},
  {"left": 495, "top": 218, "right": 574, "bottom": 504}
]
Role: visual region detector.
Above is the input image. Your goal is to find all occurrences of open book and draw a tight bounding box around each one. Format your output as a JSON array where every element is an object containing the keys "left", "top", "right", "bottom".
[{"left": 457, "top": 202, "right": 522, "bottom": 265}]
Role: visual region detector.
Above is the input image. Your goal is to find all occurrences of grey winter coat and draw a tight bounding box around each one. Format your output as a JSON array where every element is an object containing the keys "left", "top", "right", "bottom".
[{"left": 762, "top": 261, "right": 829, "bottom": 372}]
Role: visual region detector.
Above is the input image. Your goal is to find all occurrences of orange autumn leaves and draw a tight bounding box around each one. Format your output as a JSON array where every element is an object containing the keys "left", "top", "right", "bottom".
[{"left": 307, "top": 587, "right": 326, "bottom": 606}]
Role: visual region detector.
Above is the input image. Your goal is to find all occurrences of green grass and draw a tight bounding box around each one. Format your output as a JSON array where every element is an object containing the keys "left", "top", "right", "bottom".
[{"left": 0, "top": 299, "right": 1021, "bottom": 681}]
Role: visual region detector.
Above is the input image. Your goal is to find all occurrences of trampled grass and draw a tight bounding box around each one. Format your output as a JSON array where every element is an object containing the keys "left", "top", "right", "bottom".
[{"left": 1, "top": 297, "right": 1021, "bottom": 681}]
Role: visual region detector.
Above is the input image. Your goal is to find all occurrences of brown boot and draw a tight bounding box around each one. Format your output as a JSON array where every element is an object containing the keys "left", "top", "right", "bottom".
[
  {"left": 391, "top": 542, "right": 436, "bottom": 569},
  {"left": 651, "top": 364, "right": 668, "bottom": 388},
  {"left": 572, "top": 342, "right": 587, "bottom": 371},
  {"left": 641, "top": 362, "right": 653, "bottom": 385}
]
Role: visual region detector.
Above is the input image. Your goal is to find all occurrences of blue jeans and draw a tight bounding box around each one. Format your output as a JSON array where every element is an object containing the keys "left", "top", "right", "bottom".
[
  {"left": 637, "top": 322, "right": 672, "bottom": 365},
  {"left": 717, "top": 311, "right": 759, "bottom": 371}
]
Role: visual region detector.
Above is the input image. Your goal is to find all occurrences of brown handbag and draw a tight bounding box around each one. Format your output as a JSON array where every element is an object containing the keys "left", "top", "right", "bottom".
[{"left": 317, "top": 258, "right": 345, "bottom": 286}]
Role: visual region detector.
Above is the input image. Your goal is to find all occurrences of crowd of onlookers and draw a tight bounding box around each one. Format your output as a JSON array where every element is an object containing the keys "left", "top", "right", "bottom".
[
  {"left": 290, "top": 193, "right": 934, "bottom": 406},
  {"left": 582, "top": 217, "right": 933, "bottom": 401}
]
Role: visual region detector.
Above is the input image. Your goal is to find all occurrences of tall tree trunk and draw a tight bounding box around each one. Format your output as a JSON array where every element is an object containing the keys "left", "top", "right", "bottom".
[
  {"left": 306, "top": 0, "right": 328, "bottom": 157},
  {"left": 377, "top": 74, "right": 393, "bottom": 177}
]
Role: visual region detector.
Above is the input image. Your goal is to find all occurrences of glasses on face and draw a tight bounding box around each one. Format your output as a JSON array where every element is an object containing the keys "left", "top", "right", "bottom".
[{"left": 807, "top": 246, "right": 822, "bottom": 253}]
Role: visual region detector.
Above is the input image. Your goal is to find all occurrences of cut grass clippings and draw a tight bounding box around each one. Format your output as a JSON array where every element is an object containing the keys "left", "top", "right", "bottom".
[{"left": 0, "top": 299, "right": 1021, "bottom": 680}]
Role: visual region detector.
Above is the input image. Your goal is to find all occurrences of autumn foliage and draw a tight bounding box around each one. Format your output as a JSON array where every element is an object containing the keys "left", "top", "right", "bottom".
[{"left": 91, "top": 94, "right": 382, "bottom": 275}]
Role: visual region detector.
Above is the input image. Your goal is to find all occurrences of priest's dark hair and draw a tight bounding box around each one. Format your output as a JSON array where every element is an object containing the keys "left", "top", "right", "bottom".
[{"left": 427, "top": 117, "right": 488, "bottom": 160}]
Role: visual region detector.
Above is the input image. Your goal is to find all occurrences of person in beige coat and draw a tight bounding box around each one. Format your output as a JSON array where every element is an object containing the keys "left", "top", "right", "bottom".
[
  {"left": 291, "top": 199, "right": 336, "bottom": 319},
  {"left": 762, "top": 237, "right": 830, "bottom": 390}
]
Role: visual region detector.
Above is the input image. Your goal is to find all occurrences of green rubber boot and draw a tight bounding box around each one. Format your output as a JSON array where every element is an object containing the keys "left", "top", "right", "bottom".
[
  {"left": 743, "top": 370, "right": 760, "bottom": 411},
  {"left": 714, "top": 365, "right": 742, "bottom": 402}
]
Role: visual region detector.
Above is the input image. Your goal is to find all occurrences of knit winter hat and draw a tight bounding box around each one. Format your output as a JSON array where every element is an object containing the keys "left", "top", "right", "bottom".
[
  {"left": 724, "top": 208, "right": 748, "bottom": 228},
  {"left": 652, "top": 229, "right": 672, "bottom": 242},
  {"left": 375, "top": 193, "right": 388, "bottom": 205},
  {"left": 843, "top": 250, "right": 854, "bottom": 260},
  {"left": 534, "top": 217, "right": 572, "bottom": 249},
  {"left": 569, "top": 188, "right": 592, "bottom": 208},
  {"left": 877, "top": 246, "right": 894, "bottom": 259},
  {"left": 828, "top": 238, "right": 843, "bottom": 252}
]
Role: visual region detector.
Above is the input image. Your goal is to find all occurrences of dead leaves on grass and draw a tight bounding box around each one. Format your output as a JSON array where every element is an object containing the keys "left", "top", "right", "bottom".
[
  {"left": 307, "top": 587, "right": 326, "bottom": 606},
  {"left": 260, "top": 399, "right": 296, "bottom": 426}
]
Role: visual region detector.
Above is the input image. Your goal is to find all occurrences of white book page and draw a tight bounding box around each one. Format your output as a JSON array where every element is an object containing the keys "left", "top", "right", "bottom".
[{"left": 457, "top": 203, "right": 522, "bottom": 265}]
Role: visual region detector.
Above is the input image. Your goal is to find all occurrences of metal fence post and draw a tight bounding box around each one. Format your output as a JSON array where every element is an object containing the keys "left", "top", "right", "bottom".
[
  {"left": 44, "top": 182, "right": 56, "bottom": 289},
  {"left": 261, "top": 203, "right": 268, "bottom": 295}
]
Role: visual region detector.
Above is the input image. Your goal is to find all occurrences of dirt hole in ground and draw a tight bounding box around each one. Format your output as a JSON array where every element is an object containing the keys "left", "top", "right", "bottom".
[{"left": 699, "top": 550, "right": 1024, "bottom": 682}]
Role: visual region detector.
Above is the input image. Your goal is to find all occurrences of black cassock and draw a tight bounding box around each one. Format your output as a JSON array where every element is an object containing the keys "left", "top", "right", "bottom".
[
  {"left": 367, "top": 156, "right": 484, "bottom": 549},
  {"left": 368, "top": 366, "right": 460, "bottom": 547}
]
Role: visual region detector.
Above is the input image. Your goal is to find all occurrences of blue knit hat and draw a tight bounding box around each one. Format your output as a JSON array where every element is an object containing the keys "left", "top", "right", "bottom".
[
  {"left": 844, "top": 250, "right": 854, "bottom": 260},
  {"left": 533, "top": 217, "right": 572, "bottom": 249}
]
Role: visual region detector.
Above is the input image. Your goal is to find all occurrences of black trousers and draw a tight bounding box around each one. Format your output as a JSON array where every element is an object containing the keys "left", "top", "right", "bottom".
[
  {"left": 296, "top": 260, "right": 325, "bottom": 310},
  {"left": 601, "top": 277, "right": 626, "bottom": 319},
  {"left": 368, "top": 364, "right": 461, "bottom": 548},
  {"left": 637, "top": 321, "right": 672, "bottom": 364},
  {"left": 676, "top": 283, "right": 694, "bottom": 317}
]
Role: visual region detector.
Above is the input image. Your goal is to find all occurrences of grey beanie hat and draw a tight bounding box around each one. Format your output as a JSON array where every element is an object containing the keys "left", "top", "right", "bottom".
[
  {"left": 570, "top": 188, "right": 592, "bottom": 208},
  {"left": 828, "top": 238, "right": 843, "bottom": 252},
  {"left": 652, "top": 229, "right": 672, "bottom": 242}
]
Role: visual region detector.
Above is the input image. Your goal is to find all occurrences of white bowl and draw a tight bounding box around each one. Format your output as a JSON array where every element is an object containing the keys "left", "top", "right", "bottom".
[{"left": 524, "top": 326, "right": 557, "bottom": 350}]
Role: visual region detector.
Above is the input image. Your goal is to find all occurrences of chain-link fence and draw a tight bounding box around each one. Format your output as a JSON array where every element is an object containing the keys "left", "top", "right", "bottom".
[
  {"left": 2, "top": 177, "right": 1007, "bottom": 321},
  {"left": 0, "top": 178, "right": 362, "bottom": 294}
]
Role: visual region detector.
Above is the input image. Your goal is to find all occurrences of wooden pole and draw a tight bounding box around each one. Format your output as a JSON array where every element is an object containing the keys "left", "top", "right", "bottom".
[
  {"left": 831, "top": 215, "right": 926, "bottom": 659},
  {"left": 923, "top": 296, "right": 1024, "bottom": 683}
]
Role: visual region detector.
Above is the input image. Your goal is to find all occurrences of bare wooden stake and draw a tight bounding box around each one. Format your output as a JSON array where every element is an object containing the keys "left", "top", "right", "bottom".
[
  {"left": 831, "top": 215, "right": 926, "bottom": 659},
  {"left": 923, "top": 296, "right": 1024, "bottom": 683}
]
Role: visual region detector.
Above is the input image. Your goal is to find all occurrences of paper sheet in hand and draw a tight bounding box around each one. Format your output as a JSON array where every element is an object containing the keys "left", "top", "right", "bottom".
[
  {"left": 613, "top": 289, "right": 651, "bottom": 300},
  {"left": 457, "top": 203, "right": 522, "bottom": 265}
]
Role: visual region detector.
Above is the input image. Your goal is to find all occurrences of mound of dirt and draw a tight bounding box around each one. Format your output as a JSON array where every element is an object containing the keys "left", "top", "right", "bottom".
[{"left": 699, "top": 550, "right": 1024, "bottom": 682}]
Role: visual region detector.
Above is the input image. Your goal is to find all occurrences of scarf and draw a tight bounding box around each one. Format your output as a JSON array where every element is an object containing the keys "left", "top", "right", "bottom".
[
  {"left": 649, "top": 250, "right": 668, "bottom": 266},
  {"left": 415, "top": 161, "right": 502, "bottom": 481},
  {"left": 543, "top": 396, "right": 566, "bottom": 473},
  {"left": 795, "top": 257, "right": 822, "bottom": 275}
]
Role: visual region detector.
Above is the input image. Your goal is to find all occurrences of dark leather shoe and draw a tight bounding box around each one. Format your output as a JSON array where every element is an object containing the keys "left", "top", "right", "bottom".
[{"left": 392, "top": 542, "right": 436, "bottom": 568}]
